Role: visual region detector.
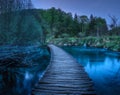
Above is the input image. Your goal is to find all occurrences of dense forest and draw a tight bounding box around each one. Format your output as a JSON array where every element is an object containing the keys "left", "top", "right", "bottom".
[
  {"left": 0, "top": 5, "right": 120, "bottom": 50},
  {"left": 0, "top": 0, "right": 44, "bottom": 45},
  {"left": 35, "top": 8, "right": 120, "bottom": 37},
  {"left": 0, "top": 4, "right": 120, "bottom": 42}
]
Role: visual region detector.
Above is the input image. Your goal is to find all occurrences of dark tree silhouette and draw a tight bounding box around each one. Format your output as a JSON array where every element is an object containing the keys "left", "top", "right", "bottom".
[{"left": 109, "top": 15, "right": 118, "bottom": 29}]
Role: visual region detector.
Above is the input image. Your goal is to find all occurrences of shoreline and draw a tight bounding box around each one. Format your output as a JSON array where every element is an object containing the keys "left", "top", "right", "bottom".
[{"left": 47, "top": 36, "right": 120, "bottom": 52}]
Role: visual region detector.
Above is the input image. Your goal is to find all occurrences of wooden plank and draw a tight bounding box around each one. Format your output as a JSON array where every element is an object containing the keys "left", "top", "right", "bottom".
[{"left": 32, "top": 45, "right": 96, "bottom": 95}]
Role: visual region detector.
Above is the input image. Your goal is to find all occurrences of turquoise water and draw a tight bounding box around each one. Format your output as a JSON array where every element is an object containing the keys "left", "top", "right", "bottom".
[{"left": 63, "top": 46, "right": 120, "bottom": 95}]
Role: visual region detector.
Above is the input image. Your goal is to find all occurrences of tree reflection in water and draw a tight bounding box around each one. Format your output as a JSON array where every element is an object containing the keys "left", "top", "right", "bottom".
[
  {"left": 0, "top": 46, "right": 50, "bottom": 95},
  {"left": 63, "top": 46, "right": 120, "bottom": 95}
]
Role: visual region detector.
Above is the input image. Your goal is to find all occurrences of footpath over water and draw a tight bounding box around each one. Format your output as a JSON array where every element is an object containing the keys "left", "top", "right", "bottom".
[{"left": 32, "top": 45, "right": 96, "bottom": 95}]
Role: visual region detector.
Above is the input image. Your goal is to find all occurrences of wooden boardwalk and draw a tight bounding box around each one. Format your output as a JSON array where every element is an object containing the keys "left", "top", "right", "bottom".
[{"left": 32, "top": 45, "right": 96, "bottom": 95}]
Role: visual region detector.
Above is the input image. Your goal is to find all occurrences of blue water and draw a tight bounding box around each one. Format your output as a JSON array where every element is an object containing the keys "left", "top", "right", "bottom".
[
  {"left": 63, "top": 46, "right": 120, "bottom": 95},
  {"left": 0, "top": 47, "right": 50, "bottom": 95}
]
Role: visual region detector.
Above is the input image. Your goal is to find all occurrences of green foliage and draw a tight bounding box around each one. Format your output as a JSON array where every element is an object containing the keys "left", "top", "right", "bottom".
[
  {"left": 35, "top": 8, "right": 110, "bottom": 40},
  {"left": 88, "top": 15, "right": 108, "bottom": 36},
  {"left": 0, "top": 10, "right": 44, "bottom": 45},
  {"left": 0, "top": 0, "right": 45, "bottom": 45},
  {"left": 49, "top": 36, "right": 120, "bottom": 51},
  {"left": 0, "top": 6, "right": 120, "bottom": 46},
  {"left": 108, "top": 26, "right": 120, "bottom": 36}
]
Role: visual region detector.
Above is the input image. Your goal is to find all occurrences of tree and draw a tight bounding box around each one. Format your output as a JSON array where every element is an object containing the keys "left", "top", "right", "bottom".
[
  {"left": 95, "top": 17, "right": 108, "bottom": 37},
  {"left": 0, "top": 0, "right": 44, "bottom": 45},
  {"left": 109, "top": 15, "right": 118, "bottom": 29},
  {"left": 88, "top": 14, "right": 96, "bottom": 36},
  {"left": 72, "top": 14, "right": 80, "bottom": 36},
  {"left": 48, "top": 7, "right": 56, "bottom": 36},
  {"left": 88, "top": 15, "right": 108, "bottom": 37},
  {"left": 79, "top": 15, "right": 89, "bottom": 36}
]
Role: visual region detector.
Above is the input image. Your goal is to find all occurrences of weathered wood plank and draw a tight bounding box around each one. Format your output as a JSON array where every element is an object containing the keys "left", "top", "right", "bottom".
[{"left": 32, "top": 45, "right": 96, "bottom": 95}]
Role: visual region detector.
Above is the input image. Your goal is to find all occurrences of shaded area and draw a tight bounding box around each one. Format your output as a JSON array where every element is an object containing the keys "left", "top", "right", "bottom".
[
  {"left": 63, "top": 46, "right": 120, "bottom": 95},
  {"left": 0, "top": 45, "right": 50, "bottom": 95}
]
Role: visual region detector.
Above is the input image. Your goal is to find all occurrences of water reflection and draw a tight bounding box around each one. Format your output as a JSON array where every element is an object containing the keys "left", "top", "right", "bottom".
[
  {"left": 0, "top": 48, "right": 50, "bottom": 95},
  {"left": 63, "top": 46, "right": 120, "bottom": 95}
]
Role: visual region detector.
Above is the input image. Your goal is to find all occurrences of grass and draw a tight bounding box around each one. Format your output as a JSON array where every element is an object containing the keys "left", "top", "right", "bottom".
[{"left": 47, "top": 36, "right": 120, "bottom": 51}]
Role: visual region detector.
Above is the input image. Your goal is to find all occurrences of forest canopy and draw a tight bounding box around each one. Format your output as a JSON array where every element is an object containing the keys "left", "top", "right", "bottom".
[
  {"left": 0, "top": 0, "right": 44, "bottom": 45},
  {"left": 0, "top": 1, "right": 120, "bottom": 46}
]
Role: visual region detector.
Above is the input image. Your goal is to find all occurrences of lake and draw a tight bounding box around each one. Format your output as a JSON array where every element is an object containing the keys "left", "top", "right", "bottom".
[
  {"left": 62, "top": 46, "right": 120, "bottom": 95},
  {"left": 0, "top": 46, "right": 50, "bottom": 95},
  {"left": 1, "top": 46, "right": 120, "bottom": 95}
]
